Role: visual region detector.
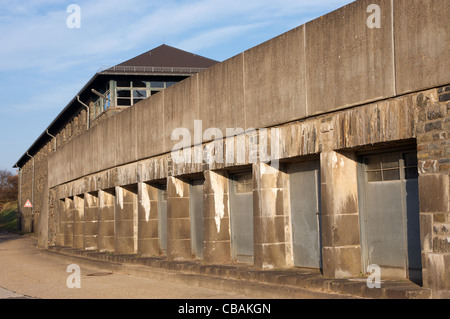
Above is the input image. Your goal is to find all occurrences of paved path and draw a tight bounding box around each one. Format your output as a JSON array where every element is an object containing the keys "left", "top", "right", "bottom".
[
  {"left": 0, "top": 232, "right": 249, "bottom": 299},
  {"left": 0, "top": 287, "right": 33, "bottom": 299}
]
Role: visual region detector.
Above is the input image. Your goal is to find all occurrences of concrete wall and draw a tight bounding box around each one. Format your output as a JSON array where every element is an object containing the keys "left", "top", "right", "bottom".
[
  {"left": 46, "top": 85, "right": 450, "bottom": 296},
  {"left": 47, "top": 0, "right": 450, "bottom": 189}
]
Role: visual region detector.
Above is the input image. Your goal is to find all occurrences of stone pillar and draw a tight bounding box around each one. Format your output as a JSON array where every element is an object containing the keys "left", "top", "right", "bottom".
[
  {"left": 415, "top": 87, "right": 450, "bottom": 298},
  {"left": 115, "top": 185, "right": 138, "bottom": 255},
  {"left": 84, "top": 192, "right": 99, "bottom": 251},
  {"left": 55, "top": 199, "right": 65, "bottom": 247},
  {"left": 138, "top": 182, "right": 160, "bottom": 257},
  {"left": 419, "top": 174, "right": 450, "bottom": 298},
  {"left": 203, "top": 170, "right": 232, "bottom": 264},
  {"left": 166, "top": 177, "right": 191, "bottom": 260},
  {"left": 38, "top": 178, "right": 49, "bottom": 249},
  {"left": 73, "top": 195, "right": 85, "bottom": 250},
  {"left": 98, "top": 189, "right": 115, "bottom": 252},
  {"left": 253, "top": 163, "right": 292, "bottom": 269},
  {"left": 63, "top": 197, "right": 74, "bottom": 247},
  {"left": 320, "top": 151, "right": 362, "bottom": 278}
]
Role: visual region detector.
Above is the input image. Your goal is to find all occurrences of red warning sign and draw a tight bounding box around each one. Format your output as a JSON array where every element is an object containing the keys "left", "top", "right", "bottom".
[{"left": 24, "top": 200, "right": 33, "bottom": 208}]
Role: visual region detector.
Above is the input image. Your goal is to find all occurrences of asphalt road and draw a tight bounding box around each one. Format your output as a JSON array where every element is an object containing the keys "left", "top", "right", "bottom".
[{"left": 0, "top": 232, "right": 250, "bottom": 300}]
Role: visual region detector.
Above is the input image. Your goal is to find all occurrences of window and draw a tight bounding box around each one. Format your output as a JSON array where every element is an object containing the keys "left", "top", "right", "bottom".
[
  {"left": 116, "top": 81, "right": 148, "bottom": 106},
  {"left": 93, "top": 84, "right": 111, "bottom": 116},
  {"left": 112, "top": 80, "right": 181, "bottom": 107},
  {"left": 133, "top": 81, "right": 146, "bottom": 88},
  {"left": 365, "top": 151, "right": 418, "bottom": 182},
  {"left": 150, "top": 81, "right": 165, "bottom": 88},
  {"left": 234, "top": 173, "right": 253, "bottom": 194},
  {"left": 117, "top": 80, "right": 130, "bottom": 87},
  {"left": 149, "top": 81, "right": 169, "bottom": 96}
]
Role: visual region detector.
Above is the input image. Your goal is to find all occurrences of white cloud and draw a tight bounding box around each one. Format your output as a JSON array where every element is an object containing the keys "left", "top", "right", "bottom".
[{"left": 176, "top": 22, "right": 267, "bottom": 53}]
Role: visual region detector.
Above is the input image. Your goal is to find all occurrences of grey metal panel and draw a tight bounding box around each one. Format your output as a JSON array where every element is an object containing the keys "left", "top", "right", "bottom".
[
  {"left": 230, "top": 173, "right": 254, "bottom": 263},
  {"left": 158, "top": 188, "right": 167, "bottom": 254},
  {"left": 360, "top": 151, "right": 421, "bottom": 274},
  {"left": 287, "top": 160, "right": 321, "bottom": 269},
  {"left": 364, "top": 180, "right": 406, "bottom": 268},
  {"left": 190, "top": 179, "right": 204, "bottom": 259}
]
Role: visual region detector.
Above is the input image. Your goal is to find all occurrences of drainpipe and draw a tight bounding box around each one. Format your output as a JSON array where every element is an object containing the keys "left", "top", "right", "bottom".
[
  {"left": 13, "top": 165, "right": 23, "bottom": 231},
  {"left": 26, "top": 152, "right": 35, "bottom": 232},
  {"left": 18, "top": 167, "right": 22, "bottom": 229},
  {"left": 77, "top": 95, "right": 90, "bottom": 130},
  {"left": 46, "top": 130, "right": 56, "bottom": 151}
]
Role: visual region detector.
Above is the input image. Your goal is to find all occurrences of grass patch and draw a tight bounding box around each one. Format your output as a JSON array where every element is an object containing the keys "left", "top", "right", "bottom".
[{"left": 0, "top": 202, "right": 18, "bottom": 232}]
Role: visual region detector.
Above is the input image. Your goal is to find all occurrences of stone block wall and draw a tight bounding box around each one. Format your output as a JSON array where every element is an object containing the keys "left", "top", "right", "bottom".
[{"left": 415, "top": 85, "right": 450, "bottom": 297}]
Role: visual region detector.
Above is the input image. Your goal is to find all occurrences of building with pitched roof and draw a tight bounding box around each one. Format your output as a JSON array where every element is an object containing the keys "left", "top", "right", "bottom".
[
  {"left": 14, "top": 45, "right": 218, "bottom": 169},
  {"left": 12, "top": 0, "right": 450, "bottom": 298}
]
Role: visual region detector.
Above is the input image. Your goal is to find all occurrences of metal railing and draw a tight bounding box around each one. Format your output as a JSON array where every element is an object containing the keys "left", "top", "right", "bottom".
[{"left": 99, "top": 65, "right": 207, "bottom": 74}]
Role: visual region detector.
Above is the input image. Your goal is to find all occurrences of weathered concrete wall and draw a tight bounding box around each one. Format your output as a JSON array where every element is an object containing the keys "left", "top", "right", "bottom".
[
  {"left": 167, "top": 177, "right": 192, "bottom": 260},
  {"left": 115, "top": 185, "right": 138, "bottom": 255},
  {"left": 98, "top": 189, "right": 115, "bottom": 252},
  {"left": 394, "top": 0, "right": 450, "bottom": 95},
  {"left": 244, "top": 26, "right": 307, "bottom": 128},
  {"left": 253, "top": 163, "right": 292, "bottom": 270},
  {"left": 137, "top": 182, "right": 160, "bottom": 257},
  {"left": 306, "top": 0, "right": 395, "bottom": 115},
  {"left": 84, "top": 192, "right": 99, "bottom": 251},
  {"left": 45, "top": 85, "right": 450, "bottom": 297},
  {"left": 73, "top": 195, "right": 85, "bottom": 249},
  {"left": 46, "top": 0, "right": 450, "bottom": 189},
  {"left": 63, "top": 197, "right": 74, "bottom": 247},
  {"left": 320, "top": 151, "right": 362, "bottom": 279},
  {"left": 203, "top": 170, "right": 231, "bottom": 264},
  {"left": 48, "top": 90, "right": 421, "bottom": 198}
]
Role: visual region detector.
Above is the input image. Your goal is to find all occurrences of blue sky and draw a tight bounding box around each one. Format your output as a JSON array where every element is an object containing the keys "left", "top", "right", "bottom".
[{"left": 0, "top": 0, "right": 354, "bottom": 172}]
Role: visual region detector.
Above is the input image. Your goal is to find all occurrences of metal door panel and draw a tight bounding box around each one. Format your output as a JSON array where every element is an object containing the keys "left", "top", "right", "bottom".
[
  {"left": 232, "top": 193, "right": 254, "bottom": 260},
  {"left": 288, "top": 160, "right": 322, "bottom": 269},
  {"left": 364, "top": 181, "right": 406, "bottom": 268},
  {"left": 190, "top": 180, "right": 204, "bottom": 259},
  {"left": 158, "top": 188, "right": 167, "bottom": 254},
  {"left": 230, "top": 173, "right": 254, "bottom": 263},
  {"left": 360, "top": 150, "right": 422, "bottom": 278}
]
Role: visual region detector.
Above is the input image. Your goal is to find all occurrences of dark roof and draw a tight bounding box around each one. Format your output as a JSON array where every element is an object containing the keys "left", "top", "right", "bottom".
[
  {"left": 14, "top": 45, "right": 219, "bottom": 169},
  {"left": 103, "top": 45, "right": 219, "bottom": 75}
]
